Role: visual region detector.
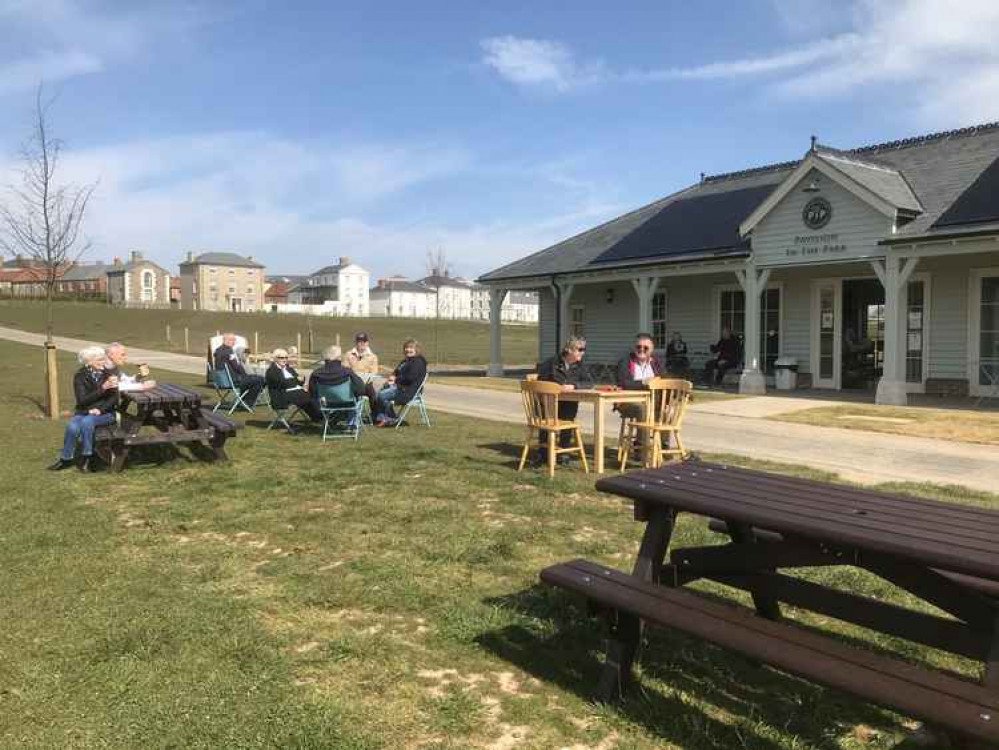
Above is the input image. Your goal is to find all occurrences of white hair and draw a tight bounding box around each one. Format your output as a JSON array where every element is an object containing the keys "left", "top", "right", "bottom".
[
  {"left": 323, "top": 345, "right": 342, "bottom": 361},
  {"left": 272, "top": 348, "right": 288, "bottom": 359},
  {"left": 78, "top": 346, "right": 106, "bottom": 366},
  {"left": 106, "top": 342, "right": 125, "bottom": 354}
]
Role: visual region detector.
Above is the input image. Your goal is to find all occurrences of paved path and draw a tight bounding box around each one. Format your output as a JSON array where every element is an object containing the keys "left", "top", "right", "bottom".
[{"left": 3, "top": 325, "right": 997, "bottom": 493}]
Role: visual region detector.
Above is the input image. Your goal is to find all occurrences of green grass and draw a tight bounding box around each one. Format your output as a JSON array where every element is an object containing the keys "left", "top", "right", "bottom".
[
  {"left": 0, "top": 299, "right": 539, "bottom": 366},
  {"left": 3, "top": 336, "right": 996, "bottom": 748}
]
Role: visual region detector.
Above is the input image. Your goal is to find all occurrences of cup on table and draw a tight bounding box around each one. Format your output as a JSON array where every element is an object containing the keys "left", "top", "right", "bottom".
[{"left": 137, "top": 363, "right": 151, "bottom": 380}]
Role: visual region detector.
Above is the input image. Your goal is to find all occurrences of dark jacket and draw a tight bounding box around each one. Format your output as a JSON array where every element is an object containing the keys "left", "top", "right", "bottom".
[
  {"left": 616, "top": 353, "right": 663, "bottom": 390},
  {"left": 308, "top": 360, "right": 365, "bottom": 402},
  {"left": 666, "top": 340, "right": 688, "bottom": 362},
  {"left": 265, "top": 362, "right": 307, "bottom": 409},
  {"left": 538, "top": 355, "right": 594, "bottom": 389},
  {"left": 73, "top": 366, "right": 118, "bottom": 415},
  {"left": 391, "top": 355, "right": 428, "bottom": 404},
  {"left": 710, "top": 336, "right": 741, "bottom": 365},
  {"left": 213, "top": 344, "right": 247, "bottom": 377}
]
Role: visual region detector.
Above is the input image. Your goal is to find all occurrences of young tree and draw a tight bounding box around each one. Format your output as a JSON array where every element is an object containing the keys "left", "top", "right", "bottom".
[
  {"left": 0, "top": 86, "right": 97, "bottom": 417},
  {"left": 424, "top": 248, "right": 450, "bottom": 363}
]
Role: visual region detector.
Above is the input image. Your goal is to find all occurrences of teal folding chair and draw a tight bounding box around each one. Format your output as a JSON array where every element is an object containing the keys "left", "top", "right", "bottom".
[
  {"left": 394, "top": 375, "right": 431, "bottom": 429},
  {"left": 266, "top": 396, "right": 307, "bottom": 433},
  {"left": 211, "top": 364, "right": 254, "bottom": 414},
  {"left": 316, "top": 382, "right": 364, "bottom": 441}
]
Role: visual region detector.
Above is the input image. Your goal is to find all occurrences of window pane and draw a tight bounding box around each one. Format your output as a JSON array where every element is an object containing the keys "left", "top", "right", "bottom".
[{"left": 982, "top": 277, "right": 999, "bottom": 304}]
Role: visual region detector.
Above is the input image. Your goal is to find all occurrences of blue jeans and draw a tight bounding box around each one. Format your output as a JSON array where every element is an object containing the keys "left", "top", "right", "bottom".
[
  {"left": 61, "top": 412, "right": 116, "bottom": 460},
  {"left": 375, "top": 385, "right": 399, "bottom": 419}
]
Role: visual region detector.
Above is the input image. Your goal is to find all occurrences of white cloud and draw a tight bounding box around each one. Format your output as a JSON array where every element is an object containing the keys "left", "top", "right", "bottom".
[
  {"left": 0, "top": 49, "right": 103, "bottom": 94},
  {"left": 481, "top": 1, "right": 999, "bottom": 126},
  {"left": 481, "top": 36, "right": 605, "bottom": 91}
]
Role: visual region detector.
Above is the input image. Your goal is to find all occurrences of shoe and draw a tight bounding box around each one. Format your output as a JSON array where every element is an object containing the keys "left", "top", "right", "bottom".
[
  {"left": 557, "top": 455, "right": 571, "bottom": 466},
  {"left": 48, "top": 458, "right": 75, "bottom": 471},
  {"left": 77, "top": 456, "right": 92, "bottom": 472}
]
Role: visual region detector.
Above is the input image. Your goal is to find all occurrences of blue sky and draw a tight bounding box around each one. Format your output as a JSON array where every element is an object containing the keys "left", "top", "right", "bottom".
[{"left": 1, "top": 0, "right": 998, "bottom": 281}]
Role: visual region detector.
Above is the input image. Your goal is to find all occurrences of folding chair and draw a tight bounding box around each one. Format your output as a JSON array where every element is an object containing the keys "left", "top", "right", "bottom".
[
  {"left": 316, "top": 382, "right": 364, "bottom": 442},
  {"left": 517, "top": 379, "right": 589, "bottom": 478},
  {"left": 394, "top": 375, "right": 432, "bottom": 428},
  {"left": 266, "top": 401, "right": 307, "bottom": 433},
  {"left": 211, "top": 364, "right": 255, "bottom": 415},
  {"left": 618, "top": 377, "right": 692, "bottom": 471},
  {"left": 975, "top": 361, "right": 999, "bottom": 409}
]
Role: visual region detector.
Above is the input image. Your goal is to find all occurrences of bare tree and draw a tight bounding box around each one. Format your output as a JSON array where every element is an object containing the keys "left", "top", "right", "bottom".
[
  {"left": 424, "top": 248, "right": 450, "bottom": 363},
  {"left": 0, "top": 85, "right": 97, "bottom": 416}
]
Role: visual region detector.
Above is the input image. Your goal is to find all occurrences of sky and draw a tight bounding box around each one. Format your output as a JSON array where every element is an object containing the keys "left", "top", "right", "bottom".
[{"left": 1, "top": 0, "right": 998, "bottom": 282}]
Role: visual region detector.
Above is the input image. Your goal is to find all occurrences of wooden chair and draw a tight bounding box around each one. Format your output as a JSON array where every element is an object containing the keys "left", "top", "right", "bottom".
[
  {"left": 618, "top": 377, "right": 692, "bottom": 471},
  {"left": 517, "top": 379, "right": 589, "bottom": 478}
]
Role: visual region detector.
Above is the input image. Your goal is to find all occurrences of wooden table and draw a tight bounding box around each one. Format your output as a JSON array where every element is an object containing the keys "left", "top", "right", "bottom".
[
  {"left": 560, "top": 388, "right": 652, "bottom": 474},
  {"left": 555, "top": 461, "right": 999, "bottom": 743},
  {"left": 96, "top": 384, "right": 238, "bottom": 472}
]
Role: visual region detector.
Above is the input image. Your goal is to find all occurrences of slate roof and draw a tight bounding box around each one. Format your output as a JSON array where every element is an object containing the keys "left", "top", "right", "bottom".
[
  {"left": 420, "top": 274, "right": 474, "bottom": 289},
  {"left": 61, "top": 262, "right": 116, "bottom": 281},
  {"left": 371, "top": 280, "right": 432, "bottom": 294},
  {"left": 480, "top": 122, "right": 999, "bottom": 282},
  {"left": 181, "top": 252, "right": 264, "bottom": 268},
  {"left": 107, "top": 258, "right": 168, "bottom": 274}
]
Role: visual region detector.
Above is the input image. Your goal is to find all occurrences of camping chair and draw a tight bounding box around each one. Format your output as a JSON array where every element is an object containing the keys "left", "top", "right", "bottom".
[
  {"left": 618, "top": 377, "right": 692, "bottom": 471},
  {"left": 394, "top": 375, "right": 431, "bottom": 428},
  {"left": 316, "top": 382, "right": 364, "bottom": 442},
  {"left": 266, "top": 399, "right": 307, "bottom": 433},
  {"left": 211, "top": 363, "right": 255, "bottom": 414},
  {"left": 517, "top": 379, "right": 589, "bottom": 478}
]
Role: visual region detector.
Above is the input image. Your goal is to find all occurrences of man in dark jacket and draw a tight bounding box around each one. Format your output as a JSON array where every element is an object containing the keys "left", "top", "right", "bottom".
[
  {"left": 214, "top": 333, "right": 265, "bottom": 406},
  {"left": 615, "top": 332, "right": 662, "bottom": 419},
  {"left": 308, "top": 345, "right": 367, "bottom": 401},
  {"left": 704, "top": 327, "right": 741, "bottom": 385},
  {"left": 265, "top": 348, "right": 322, "bottom": 421},
  {"left": 536, "top": 336, "right": 592, "bottom": 461}
]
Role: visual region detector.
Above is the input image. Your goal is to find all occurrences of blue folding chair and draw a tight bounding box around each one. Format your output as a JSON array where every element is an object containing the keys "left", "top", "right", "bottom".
[
  {"left": 316, "top": 382, "right": 364, "bottom": 442},
  {"left": 211, "top": 363, "right": 255, "bottom": 415},
  {"left": 394, "top": 375, "right": 431, "bottom": 429}
]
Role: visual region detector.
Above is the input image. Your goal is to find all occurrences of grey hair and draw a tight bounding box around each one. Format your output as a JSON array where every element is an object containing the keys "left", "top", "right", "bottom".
[
  {"left": 271, "top": 347, "right": 288, "bottom": 359},
  {"left": 106, "top": 341, "right": 125, "bottom": 353},
  {"left": 560, "top": 336, "right": 586, "bottom": 357},
  {"left": 323, "top": 345, "right": 342, "bottom": 361},
  {"left": 78, "top": 345, "right": 106, "bottom": 366}
]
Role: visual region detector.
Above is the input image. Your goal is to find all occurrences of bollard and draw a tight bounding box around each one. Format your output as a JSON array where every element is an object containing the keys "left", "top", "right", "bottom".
[
  {"left": 297, "top": 332, "right": 302, "bottom": 357},
  {"left": 335, "top": 333, "right": 340, "bottom": 347},
  {"left": 308, "top": 329, "right": 314, "bottom": 354},
  {"left": 184, "top": 327, "right": 190, "bottom": 353},
  {"left": 254, "top": 331, "right": 259, "bottom": 354},
  {"left": 166, "top": 324, "right": 171, "bottom": 344}
]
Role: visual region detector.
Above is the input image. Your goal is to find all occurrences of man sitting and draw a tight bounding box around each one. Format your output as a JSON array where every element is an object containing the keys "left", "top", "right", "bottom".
[
  {"left": 536, "top": 336, "right": 593, "bottom": 464},
  {"left": 616, "top": 332, "right": 662, "bottom": 420},
  {"left": 213, "top": 332, "right": 265, "bottom": 406},
  {"left": 704, "top": 326, "right": 741, "bottom": 386},
  {"left": 346, "top": 332, "right": 379, "bottom": 377},
  {"left": 265, "top": 348, "right": 322, "bottom": 421},
  {"left": 665, "top": 331, "right": 690, "bottom": 375},
  {"left": 308, "top": 345, "right": 366, "bottom": 423}
]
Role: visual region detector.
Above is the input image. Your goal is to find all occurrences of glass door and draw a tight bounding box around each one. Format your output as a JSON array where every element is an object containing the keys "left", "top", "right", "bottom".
[{"left": 811, "top": 281, "right": 841, "bottom": 389}]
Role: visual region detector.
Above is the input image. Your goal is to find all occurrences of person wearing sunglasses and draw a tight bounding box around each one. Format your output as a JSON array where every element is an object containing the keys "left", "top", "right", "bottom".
[
  {"left": 264, "top": 348, "right": 322, "bottom": 421},
  {"left": 615, "top": 333, "right": 663, "bottom": 420},
  {"left": 536, "top": 336, "right": 593, "bottom": 464}
]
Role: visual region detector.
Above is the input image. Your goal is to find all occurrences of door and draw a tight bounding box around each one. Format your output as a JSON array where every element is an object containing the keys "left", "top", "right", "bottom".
[
  {"left": 231, "top": 297, "right": 242, "bottom": 313},
  {"left": 811, "top": 280, "right": 841, "bottom": 389}
]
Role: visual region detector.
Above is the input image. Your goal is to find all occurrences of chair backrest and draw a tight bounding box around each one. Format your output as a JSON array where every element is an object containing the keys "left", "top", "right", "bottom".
[
  {"left": 520, "top": 379, "right": 563, "bottom": 427},
  {"left": 525, "top": 373, "right": 539, "bottom": 381},
  {"left": 208, "top": 334, "right": 249, "bottom": 365},
  {"left": 317, "top": 380, "right": 355, "bottom": 407},
  {"left": 211, "top": 366, "right": 234, "bottom": 389},
  {"left": 646, "top": 377, "right": 693, "bottom": 429}
]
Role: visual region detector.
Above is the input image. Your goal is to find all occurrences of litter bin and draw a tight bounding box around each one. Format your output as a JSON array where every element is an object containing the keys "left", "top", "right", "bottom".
[{"left": 774, "top": 357, "right": 798, "bottom": 390}]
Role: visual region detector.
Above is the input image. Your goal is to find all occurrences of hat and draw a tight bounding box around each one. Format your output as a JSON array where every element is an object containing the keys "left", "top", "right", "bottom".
[{"left": 354, "top": 332, "right": 369, "bottom": 341}]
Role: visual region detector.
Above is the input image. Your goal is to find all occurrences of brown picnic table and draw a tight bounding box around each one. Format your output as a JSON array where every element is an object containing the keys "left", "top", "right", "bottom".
[
  {"left": 95, "top": 383, "right": 239, "bottom": 472},
  {"left": 542, "top": 461, "right": 999, "bottom": 747}
]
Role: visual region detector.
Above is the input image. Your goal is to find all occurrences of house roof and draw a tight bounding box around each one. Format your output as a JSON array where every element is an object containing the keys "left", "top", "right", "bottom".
[
  {"left": 266, "top": 274, "right": 309, "bottom": 285},
  {"left": 420, "top": 274, "right": 474, "bottom": 289},
  {"left": 61, "top": 262, "right": 116, "bottom": 281},
  {"left": 480, "top": 122, "right": 999, "bottom": 282},
  {"left": 108, "top": 259, "right": 169, "bottom": 275},
  {"left": 180, "top": 252, "right": 264, "bottom": 268},
  {"left": 265, "top": 282, "right": 292, "bottom": 297},
  {"left": 371, "top": 280, "right": 432, "bottom": 294}
]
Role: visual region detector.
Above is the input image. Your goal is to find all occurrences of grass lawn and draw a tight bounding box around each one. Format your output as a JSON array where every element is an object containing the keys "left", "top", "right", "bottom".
[
  {"left": 771, "top": 403, "right": 999, "bottom": 445},
  {"left": 0, "top": 300, "right": 539, "bottom": 366},
  {"left": 4, "top": 336, "right": 996, "bottom": 748}
]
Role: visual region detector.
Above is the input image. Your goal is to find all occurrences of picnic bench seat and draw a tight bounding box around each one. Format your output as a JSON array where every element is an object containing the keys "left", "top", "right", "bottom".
[{"left": 542, "top": 558, "right": 999, "bottom": 747}]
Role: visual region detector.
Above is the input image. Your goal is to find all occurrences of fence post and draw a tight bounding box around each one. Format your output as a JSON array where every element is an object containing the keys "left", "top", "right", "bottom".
[
  {"left": 44, "top": 341, "right": 59, "bottom": 419},
  {"left": 297, "top": 332, "right": 302, "bottom": 356},
  {"left": 254, "top": 330, "right": 259, "bottom": 354},
  {"left": 335, "top": 333, "right": 340, "bottom": 348},
  {"left": 308, "top": 329, "right": 314, "bottom": 354},
  {"left": 166, "top": 324, "right": 171, "bottom": 344},
  {"left": 184, "top": 327, "right": 190, "bottom": 353}
]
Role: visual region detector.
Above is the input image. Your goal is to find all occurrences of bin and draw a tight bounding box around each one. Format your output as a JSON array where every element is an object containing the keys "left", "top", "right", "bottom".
[{"left": 774, "top": 357, "right": 798, "bottom": 390}]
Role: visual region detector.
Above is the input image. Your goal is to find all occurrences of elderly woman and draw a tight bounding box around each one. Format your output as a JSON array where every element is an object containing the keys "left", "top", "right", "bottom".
[
  {"left": 373, "top": 339, "right": 428, "bottom": 426},
  {"left": 48, "top": 346, "right": 120, "bottom": 471},
  {"left": 264, "top": 348, "right": 322, "bottom": 421}
]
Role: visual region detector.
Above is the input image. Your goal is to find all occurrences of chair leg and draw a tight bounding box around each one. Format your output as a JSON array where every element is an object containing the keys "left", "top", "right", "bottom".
[
  {"left": 547, "top": 431, "right": 556, "bottom": 478},
  {"left": 617, "top": 417, "right": 627, "bottom": 463},
  {"left": 517, "top": 427, "right": 533, "bottom": 471},
  {"left": 619, "top": 423, "right": 633, "bottom": 472},
  {"left": 575, "top": 427, "right": 589, "bottom": 473},
  {"left": 674, "top": 432, "right": 687, "bottom": 460}
]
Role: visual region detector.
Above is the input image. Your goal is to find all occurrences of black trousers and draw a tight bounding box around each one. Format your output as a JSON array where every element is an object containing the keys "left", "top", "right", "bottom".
[
  {"left": 704, "top": 359, "right": 736, "bottom": 385},
  {"left": 234, "top": 374, "right": 266, "bottom": 405},
  {"left": 279, "top": 390, "right": 322, "bottom": 421}
]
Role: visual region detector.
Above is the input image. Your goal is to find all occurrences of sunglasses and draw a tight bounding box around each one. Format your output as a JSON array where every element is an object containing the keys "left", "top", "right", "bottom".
[
  {"left": 575, "top": 347, "right": 587, "bottom": 352},
  {"left": 636, "top": 345, "right": 651, "bottom": 352},
  {"left": 276, "top": 356, "right": 288, "bottom": 360}
]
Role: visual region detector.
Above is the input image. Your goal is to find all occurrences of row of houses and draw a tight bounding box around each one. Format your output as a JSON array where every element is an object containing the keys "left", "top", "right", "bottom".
[{"left": 1, "top": 250, "right": 539, "bottom": 323}]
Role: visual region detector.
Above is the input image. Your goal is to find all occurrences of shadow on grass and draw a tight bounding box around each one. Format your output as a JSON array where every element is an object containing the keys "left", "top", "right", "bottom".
[{"left": 478, "top": 584, "right": 910, "bottom": 749}]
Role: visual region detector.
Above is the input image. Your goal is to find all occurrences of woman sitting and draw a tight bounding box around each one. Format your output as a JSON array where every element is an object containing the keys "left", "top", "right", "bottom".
[
  {"left": 48, "top": 346, "right": 120, "bottom": 472},
  {"left": 373, "top": 339, "right": 428, "bottom": 426},
  {"left": 265, "top": 348, "right": 322, "bottom": 421},
  {"left": 665, "top": 331, "right": 690, "bottom": 375}
]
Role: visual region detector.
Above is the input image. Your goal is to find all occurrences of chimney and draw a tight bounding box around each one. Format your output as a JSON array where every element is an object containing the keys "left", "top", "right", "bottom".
[
  {"left": 130, "top": 250, "right": 142, "bottom": 263},
  {"left": 247, "top": 255, "right": 254, "bottom": 262},
  {"left": 113, "top": 256, "right": 123, "bottom": 266},
  {"left": 339, "top": 256, "right": 352, "bottom": 267},
  {"left": 186, "top": 251, "right": 193, "bottom": 262}
]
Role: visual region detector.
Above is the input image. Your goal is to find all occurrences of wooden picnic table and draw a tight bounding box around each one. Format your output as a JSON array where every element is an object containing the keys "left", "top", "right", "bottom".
[
  {"left": 560, "top": 388, "right": 652, "bottom": 474},
  {"left": 542, "top": 461, "right": 999, "bottom": 746},
  {"left": 95, "top": 383, "right": 238, "bottom": 472}
]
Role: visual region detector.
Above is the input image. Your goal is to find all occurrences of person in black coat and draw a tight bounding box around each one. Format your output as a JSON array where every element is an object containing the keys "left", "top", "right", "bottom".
[
  {"left": 665, "top": 331, "right": 690, "bottom": 375},
  {"left": 265, "top": 348, "right": 322, "bottom": 421},
  {"left": 49, "top": 346, "right": 120, "bottom": 471},
  {"left": 373, "top": 339, "right": 428, "bottom": 425},
  {"left": 536, "top": 335, "right": 592, "bottom": 460},
  {"left": 308, "top": 345, "right": 367, "bottom": 404},
  {"left": 704, "top": 327, "right": 741, "bottom": 385},
  {"left": 213, "top": 333, "right": 265, "bottom": 406}
]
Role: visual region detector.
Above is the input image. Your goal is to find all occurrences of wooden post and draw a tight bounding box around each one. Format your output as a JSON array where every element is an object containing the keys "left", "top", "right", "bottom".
[
  {"left": 254, "top": 331, "right": 259, "bottom": 354},
  {"left": 335, "top": 332, "right": 340, "bottom": 347},
  {"left": 184, "top": 327, "right": 190, "bottom": 353},
  {"left": 297, "top": 332, "right": 302, "bottom": 356},
  {"left": 44, "top": 341, "right": 59, "bottom": 419},
  {"left": 166, "top": 324, "right": 171, "bottom": 344},
  {"left": 308, "top": 329, "right": 314, "bottom": 354}
]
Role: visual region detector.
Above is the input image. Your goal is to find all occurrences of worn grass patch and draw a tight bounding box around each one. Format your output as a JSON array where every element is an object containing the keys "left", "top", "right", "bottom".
[
  {"left": 2, "top": 337, "right": 996, "bottom": 748},
  {"left": 770, "top": 403, "right": 999, "bottom": 445}
]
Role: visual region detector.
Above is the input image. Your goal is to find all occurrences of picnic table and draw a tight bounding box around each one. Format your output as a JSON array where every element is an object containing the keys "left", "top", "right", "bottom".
[
  {"left": 560, "top": 388, "right": 652, "bottom": 474},
  {"left": 542, "top": 461, "right": 999, "bottom": 747},
  {"left": 95, "top": 383, "right": 239, "bottom": 472}
]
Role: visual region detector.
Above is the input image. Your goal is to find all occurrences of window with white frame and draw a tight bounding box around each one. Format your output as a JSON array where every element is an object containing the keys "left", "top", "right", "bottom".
[
  {"left": 569, "top": 304, "right": 585, "bottom": 338},
  {"left": 905, "top": 280, "right": 925, "bottom": 383},
  {"left": 141, "top": 270, "right": 154, "bottom": 302},
  {"left": 651, "top": 291, "right": 667, "bottom": 350}
]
